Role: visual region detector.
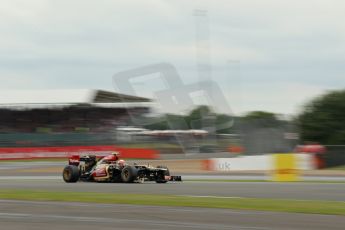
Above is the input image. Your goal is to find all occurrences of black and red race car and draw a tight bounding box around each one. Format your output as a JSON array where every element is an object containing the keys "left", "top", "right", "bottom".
[{"left": 62, "top": 152, "right": 182, "bottom": 183}]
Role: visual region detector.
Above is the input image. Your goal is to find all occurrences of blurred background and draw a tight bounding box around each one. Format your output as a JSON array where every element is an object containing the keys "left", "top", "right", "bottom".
[
  {"left": 0, "top": 1, "right": 345, "bottom": 230},
  {"left": 0, "top": 0, "right": 345, "bottom": 170}
]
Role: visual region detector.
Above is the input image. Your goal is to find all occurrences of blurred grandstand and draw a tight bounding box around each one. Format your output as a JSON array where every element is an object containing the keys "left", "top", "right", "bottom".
[
  {"left": 0, "top": 89, "right": 151, "bottom": 147},
  {"left": 0, "top": 89, "right": 229, "bottom": 153},
  {"left": 0, "top": 89, "right": 301, "bottom": 155}
]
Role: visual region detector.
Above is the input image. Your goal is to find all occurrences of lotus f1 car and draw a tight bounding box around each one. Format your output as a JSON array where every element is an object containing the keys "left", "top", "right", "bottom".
[{"left": 62, "top": 153, "right": 182, "bottom": 183}]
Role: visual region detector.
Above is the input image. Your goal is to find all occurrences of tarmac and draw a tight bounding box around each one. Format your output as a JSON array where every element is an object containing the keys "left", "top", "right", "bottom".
[
  {"left": 1, "top": 200, "right": 344, "bottom": 230},
  {"left": 0, "top": 160, "right": 344, "bottom": 229},
  {"left": 0, "top": 179, "right": 344, "bottom": 201}
]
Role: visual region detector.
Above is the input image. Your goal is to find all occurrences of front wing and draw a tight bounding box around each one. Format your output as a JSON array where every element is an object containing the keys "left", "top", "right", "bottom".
[{"left": 166, "top": 176, "right": 182, "bottom": 182}]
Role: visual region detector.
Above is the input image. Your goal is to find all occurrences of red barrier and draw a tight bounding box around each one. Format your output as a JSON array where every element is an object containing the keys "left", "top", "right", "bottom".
[
  {"left": 202, "top": 159, "right": 213, "bottom": 171},
  {"left": 0, "top": 145, "right": 159, "bottom": 160}
]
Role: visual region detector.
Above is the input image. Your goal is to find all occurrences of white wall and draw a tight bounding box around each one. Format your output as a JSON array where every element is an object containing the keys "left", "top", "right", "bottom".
[{"left": 207, "top": 154, "right": 315, "bottom": 172}]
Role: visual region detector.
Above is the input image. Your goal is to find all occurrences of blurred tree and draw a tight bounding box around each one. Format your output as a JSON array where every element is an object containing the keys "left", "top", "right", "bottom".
[
  {"left": 143, "top": 105, "right": 235, "bottom": 133},
  {"left": 297, "top": 90, "right": 345, "bottom": 144},
  {"left": 242, "top": 111, "right": 277, "bottom": 121},
  {"left": 215, "top": 114, "right": 234, "bottom": 134},
  {"left": 143, "top": 118, "right": 169, "bottom": 130},
  {"left": 241, "top": 111, "right": 282, "bottom": 127},
  {"left": 165, "top": 114, "right": 188, "bottom": 130},
  {"left": 143, "top": 114, "right": 187, "bottom": 130},
  {"left": 185, "top": 105, "right": 213, "bottom": 129}
]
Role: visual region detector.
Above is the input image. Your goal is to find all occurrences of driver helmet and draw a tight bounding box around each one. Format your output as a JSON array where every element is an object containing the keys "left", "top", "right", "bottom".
[
  {"left": 118, "top": 159, "right": 126, "bottom": 167},
  {"left": 102, "top": 151, "right": 120, "bottom": 163}
]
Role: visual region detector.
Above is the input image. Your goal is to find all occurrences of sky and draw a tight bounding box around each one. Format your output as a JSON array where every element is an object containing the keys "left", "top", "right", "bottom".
[{"left": 1, "top": 0, "right": 345, "bottom": 115}]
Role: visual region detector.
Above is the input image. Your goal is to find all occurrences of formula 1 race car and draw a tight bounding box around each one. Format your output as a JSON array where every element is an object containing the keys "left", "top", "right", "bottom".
[{"left": 62, "top": 152, "right": 182, "bottom": 184}]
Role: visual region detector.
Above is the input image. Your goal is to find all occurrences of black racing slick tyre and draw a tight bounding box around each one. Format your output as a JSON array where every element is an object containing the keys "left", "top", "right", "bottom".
[
  {"left": 156, "top": 166, "right": 170, "bottom": 184},
  {"left": 63, "top": 165, "right": 80, "bottom": 183},
  {"left": 121, "top": 166, "right": 138, "bottom": 183}
]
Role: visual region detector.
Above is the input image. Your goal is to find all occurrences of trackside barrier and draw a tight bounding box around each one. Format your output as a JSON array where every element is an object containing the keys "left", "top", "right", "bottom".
[
  {"left": 203, "top": 153, "right": 315, "bottom": 181},
  {"left": 0, "top": 146, "right": 159, "bottom": 160},
  {"left": 272, "top": 154, "right": 299, "bottom": 182}
]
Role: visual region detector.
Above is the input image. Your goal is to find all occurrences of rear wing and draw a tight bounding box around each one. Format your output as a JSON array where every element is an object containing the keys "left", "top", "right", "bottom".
[
  {"left": 69, "top": 155, "right": 80, "bottom": 166},
  {"left": 68, "top": 155, "right": 98, "bottom": 166}
]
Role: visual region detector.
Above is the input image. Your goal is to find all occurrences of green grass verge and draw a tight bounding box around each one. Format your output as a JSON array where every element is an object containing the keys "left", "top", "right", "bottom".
[{"left": 0, "top": 189, "right": 344, "bottom": 215}]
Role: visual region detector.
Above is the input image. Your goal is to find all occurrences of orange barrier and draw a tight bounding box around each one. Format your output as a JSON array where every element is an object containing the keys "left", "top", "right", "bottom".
[
  {"left": 0, "top": 145, "right": 159, "bottom": 160},
  {"left": 202, "top": 159, "right": 213, "bottom": 171},
  {"left": 227, "top": 145, "right": 244, "bottom": 154}
]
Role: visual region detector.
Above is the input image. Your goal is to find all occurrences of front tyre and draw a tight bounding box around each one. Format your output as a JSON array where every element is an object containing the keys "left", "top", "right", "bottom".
[
  {"left": 63, "top": 165, "right": 80, "bottom": 183},
  {"left": 156, "top": 166, "right": 170, "bottom": 184}
]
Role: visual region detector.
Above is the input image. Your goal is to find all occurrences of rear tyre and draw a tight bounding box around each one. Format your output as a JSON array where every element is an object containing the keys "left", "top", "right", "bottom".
[
  {"left": 156, "top": 166, "right": 170, "bottom": 184},
  {"left": 121, "top": 166, "right": 138, "bottom": 183},
  {"left": 63, "top": 165, "right": 80, "bottom": 183}
]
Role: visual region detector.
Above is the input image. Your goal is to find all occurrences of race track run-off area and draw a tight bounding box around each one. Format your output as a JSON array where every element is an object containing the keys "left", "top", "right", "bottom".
[
  {"left": 0, "top": 199, "right": 344, "bottom": 230},
  {"left": 0, "top": 162, "right": 344, "bottom": 230}
]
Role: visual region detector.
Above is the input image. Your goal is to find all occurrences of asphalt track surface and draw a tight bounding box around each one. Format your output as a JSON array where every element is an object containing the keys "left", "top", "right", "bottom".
[
  {"left": 0, "top": 162, "right": 344, "bottom": 229},
  {"left": 0, "top": 200, "right": 344, "bottom": 230},
  {"left": 0, "top": 161, "right": 343, "bottom": 201},
  {"left": 0, "top": 178, "right": 344, "bottom": 201}
]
